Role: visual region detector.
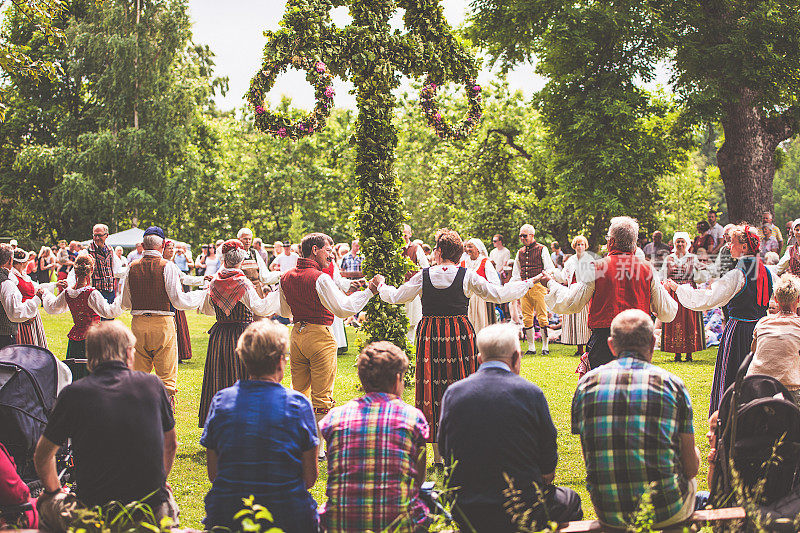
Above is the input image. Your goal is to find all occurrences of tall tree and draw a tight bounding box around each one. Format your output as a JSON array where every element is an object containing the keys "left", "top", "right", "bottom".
[{"left": 468, "top": 0, "right": 800, "bottom": 224}]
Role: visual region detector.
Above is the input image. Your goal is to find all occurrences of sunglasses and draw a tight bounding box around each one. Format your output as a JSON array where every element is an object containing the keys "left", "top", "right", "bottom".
[
  {"left": 92, "top": 233, "right": 107, "bottom": 237},
  {"left": 519, "top": 234, "right": 531, "bottom": 238}
]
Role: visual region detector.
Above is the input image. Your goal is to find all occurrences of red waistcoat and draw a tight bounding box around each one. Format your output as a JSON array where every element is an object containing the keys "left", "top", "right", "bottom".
[
  {"left": 588, "top": 251, "right": 653, "bottom": 329},
  {"left": 282, "top": 258, "right": 334, "bottom": 326},
  {"left": 15, "top": 274, "right": 35, "bottom": 301},
  {"left": 461, "top": 257, "right": 488, "bottom": 279},
  {"left": 66, "top": 287, "right": 101, "bottom": 341}
]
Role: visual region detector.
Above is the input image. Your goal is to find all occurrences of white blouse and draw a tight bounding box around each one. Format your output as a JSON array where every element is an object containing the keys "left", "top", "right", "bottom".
[
  {"left": 675, "top": 266, "right": 778, "bottom": 312},
  {"left": 42, "top": 286, "right": 122, "bottom": 319}
]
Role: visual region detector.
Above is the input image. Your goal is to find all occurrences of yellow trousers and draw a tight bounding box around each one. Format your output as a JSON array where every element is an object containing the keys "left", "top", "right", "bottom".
[
  {"left": 131, "top": 314, "right": 178, "bottom": 393},
  {"left": 290, "top": 323, "right": 337, "bottom": 414},
  {"left": 521, "top": 283, "right": 548, "bottom": 329}
]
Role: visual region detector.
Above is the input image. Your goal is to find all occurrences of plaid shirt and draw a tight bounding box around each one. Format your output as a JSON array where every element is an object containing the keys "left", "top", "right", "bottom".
[
  {"left": 340, "top": 253, "right": 363, "bottom": 272},
  {"left": 319, "top": 392, "right": 429, "bottom": 533},
  {"left": 89, "top": 242, "right": 114, "bottom": 292},
  {"left": 571, "top": 354, "right": 694, "bottom": 527}
]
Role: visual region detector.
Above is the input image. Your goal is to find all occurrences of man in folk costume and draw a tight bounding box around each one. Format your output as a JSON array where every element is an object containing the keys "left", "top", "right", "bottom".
[
  {"left": 88, "top": 224, "right": 124, "bottom": 304},
  {"left": 403, "top": 224, "right": 429, "bottom": 339},
  {"left": 0, "top": 245, "right": 45, "bottom": 348},
  {"left": 118, "top": 227, "right": 205, "bottom": 402},
  {"left": 546, "top": 217, "right": 678, "bottom": 374},
  {"left": 277, "top": 233, "right": 382, "bottom": 459},
  {"left": 511, "top": 224, "right": 557, "bottom": 355},
  {"left": 237, "top": 228, "right": 279, "bottom": 301}
]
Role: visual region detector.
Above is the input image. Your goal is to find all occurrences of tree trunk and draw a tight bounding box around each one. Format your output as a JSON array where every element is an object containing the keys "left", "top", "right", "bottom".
[{"left": 717, "top": 87, "right": 790, "bottom": 225}]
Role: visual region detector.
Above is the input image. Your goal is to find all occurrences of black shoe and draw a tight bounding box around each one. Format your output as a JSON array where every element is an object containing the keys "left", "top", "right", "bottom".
[
  {"left": 525, "top": 349, "right": 536, "bottom": 355},
  {"left": 685, "top": 354, "right": 693, "bottom": 362},
  {"left": 674, "top": 354, "right": 682, "bottom": 362},
  {"left": 542, "top": 349, "right": 549, "bottom": 355}
]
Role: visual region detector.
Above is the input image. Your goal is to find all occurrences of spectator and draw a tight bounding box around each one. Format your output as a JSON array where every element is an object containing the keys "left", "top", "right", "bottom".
[
  {"left": 551, "top": 241, "right": 564, "bottom": 268},
  {"left": 439, "top": 323, "right": 582, "bottom": 532},
  {"left": 270, "top": 241, "right": 299, "bottom": 272},
  {"left": 320, "top": 341, "right": 430, "bottom": 533},
  {"left": 127, "top": 242, "right": 145, "bottom": 263},
  {"left": 114, "top": 246, "right": 127, "bottom": 267},
  {"left": 489, "top": 233, "right": 511, "bottom": 271},
  {"left": 252, "top": 237, "right": 268, "bottom": 263},
  {"left": 34, "top": 321, "right": 178, "bottom": 531},
  {"left": 760, "top": 211, "right": 784, "bottom": 252},
  {"left": 760, "top": 224, "right": 779, "bottom": 258},
  {"left": 642, "top": 230, "right": 672, "bottom": 268},
  {"left": 36, "top": 246, "right": 57, "bottom": 284},
  {"left": 340, "top": 239, "right": 363, "bottom": 273},
  {"left": 203, "top": 243, "right": 220, "bottom": 278},
  {"left": 56, "top": 240, "right": 71, "bottom": 281},
  {"left": 88, "top": 224, "right": 124, "bottom": 304},
  {"left": 195, "top": 244, "right": 209, "bottom": 276},
  {"left": 707, "top": 209, "right": 725, "bottom": 253},
  {"left": 201, "top": 320, "right": 319, "bottom": 532},
  {"left": 747, "top": 274, "right": 800, "bottom": 406},
  {"left": 173, "top": 243, "right": 193, "bottom": 278},
  {"left": 713, "top": 224, "right": 737, "bottom": 279},
  {"left": 0, "top": 442, "right": 38, "bottom": 528},
  {"left": 572, "top": 309, "right": 700, "bottom": 529},
  {"left": 690, "top": 220, "right": 714, "bottom": 254}
]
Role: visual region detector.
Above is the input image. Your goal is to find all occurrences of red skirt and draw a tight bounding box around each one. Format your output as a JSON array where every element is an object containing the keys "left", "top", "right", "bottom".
[
  {"left": 415, "top": 314, "right": 477, "bottom": 442},
  {"left": 175, "top": 310, "right": 192, "bottom": 361},
  {"left": 662, "top": 289, "right": 705, "bottom": 353}
]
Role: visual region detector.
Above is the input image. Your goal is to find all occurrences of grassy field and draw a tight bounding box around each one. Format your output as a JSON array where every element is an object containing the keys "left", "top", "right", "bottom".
[{"left": 39, "top": 312, "right": 716, "bottom": 529}]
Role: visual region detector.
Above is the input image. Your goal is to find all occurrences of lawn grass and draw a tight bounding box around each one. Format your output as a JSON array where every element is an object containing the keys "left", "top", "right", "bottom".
[{"left": 39, "top": 312, "right": 715, "bottom": 529}]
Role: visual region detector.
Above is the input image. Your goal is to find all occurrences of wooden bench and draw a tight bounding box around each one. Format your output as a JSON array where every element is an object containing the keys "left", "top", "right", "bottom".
[{"left": 556, "top": 507, "right": 746, "bottom": 532}]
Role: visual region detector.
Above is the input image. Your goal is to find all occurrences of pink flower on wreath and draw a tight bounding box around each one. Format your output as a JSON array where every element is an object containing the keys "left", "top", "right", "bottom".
[
  {"left": 434, "top": 112, "right": 442, "bottom": 122},
  {"left": 315, "top": 61, "right": 327, "bottom": 73},
  {"left": 473, "top": 85, "right": 482, "bottom": 92},
  {"left": 298, "top": 124, "right": 306, "bottom": 132},
  {"left": 255, "top": 105, "right": 265, "bottom": 115},
  {"left": 324, "top": 86, "right": 335, "bottom": 98},
  {"left": 277, "top": 127, "right": 288, "bottom": 138}
]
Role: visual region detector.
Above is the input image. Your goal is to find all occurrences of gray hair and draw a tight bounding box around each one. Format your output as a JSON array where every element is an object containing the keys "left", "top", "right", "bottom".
[
  {"left": 609, "top": 309, "right": 654, "bottom": 359},
  {"left": 224, "top": 247, "right": 248, "bottom": 268},
  {"left": 92, "top": 223, "right": 109, "bottom": 234},
  {"left": 608, "top": 216, "right": 639, "bottom": 252},
  {"left": 477, "top": 323, "right": 520, "bottom": 361},
  {"left": 0, "top": 244, "right": 12, "bottom": 267},
  {"left": 142, "top": 234, "right": 163, "bottom": 250},
  {"left": 237, "top": 228, "right": 253, "bottom": 239},
  {"left": 236, "top": 320, "right": 289, "bottom": 377},
  {"left": 85, "top": 321, "right": 136, "bottom": 370}
]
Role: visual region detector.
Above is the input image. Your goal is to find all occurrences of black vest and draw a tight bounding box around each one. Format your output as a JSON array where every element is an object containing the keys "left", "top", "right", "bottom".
[
  {"left": 421, "top": 267, "right": 469, "bottom": 317},
  {"left": 726, "top": 257, "right": 772, "bottom": 321}
]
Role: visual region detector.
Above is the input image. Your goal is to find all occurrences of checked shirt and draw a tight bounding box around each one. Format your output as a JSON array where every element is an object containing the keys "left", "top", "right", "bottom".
[{"left": 571, "top": 354, "right": 694, "bottom": 527}]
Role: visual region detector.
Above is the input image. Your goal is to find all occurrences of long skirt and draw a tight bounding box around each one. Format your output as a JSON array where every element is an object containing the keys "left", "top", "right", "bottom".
[
  {"left": 467, "top": 296, "right": 494, "bottom": 334},
  {"left": 175, "top": 310, "right": 193, "bottom": 361},
  {"left": 198, "top": 321, "right": 249, "bottom": 427},
  {"left": 662, "top": 297, "right": 705, "bottom": 354},
  {"left": 415, "top": 314, "right": 477, "bottom": 442},
  {"left": 16, "top": 315, "right": 47, "bottom": 349},
  {"left": 709, "top": 318, "right": 757, "bottom": 416},
  {"left": 562, "top": 306, "right": 590, "bottom": 346}
]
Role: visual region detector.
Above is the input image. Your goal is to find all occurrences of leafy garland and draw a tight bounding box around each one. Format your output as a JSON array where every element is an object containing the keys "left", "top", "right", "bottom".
[
  {"left": 420, "top": 78, "right": 483, "bottom": 140},
  {"left": 247, "top": 55, "right": 334, "bottom": 140}
]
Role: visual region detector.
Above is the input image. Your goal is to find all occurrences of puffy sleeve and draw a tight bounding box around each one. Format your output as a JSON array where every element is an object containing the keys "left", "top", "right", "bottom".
[
  {"left": 545, "top": 261, "right": 597, "bottom": 314},
  {"left": 465, "top": 270, "right": 532, "bottom": 303},
  {"left": 88, "top": 290, "right": 124, "bottom": 319},
  {"left": 316, "top": 274, "right": 375, "bottom": 318},
  {"left": 650, "top": 276, "right": 678, "bottom": 322},
  {"left": 675, "top": 268, "right": 745, "bottom": 312},
  {"left": 42, "top": 290, "right": 68, "bottom": 315},
  {"left": 240, "top": 285, "right": 282, "bottom": 316},
  {"left": 776, "top": 249, "right": 792, "bottom": 276},
  {"left": 483, "top": 259, "right": 501, "bottom": 286},
  {"left": 379, "top": 272, "right": 423, "bottom": 304}
]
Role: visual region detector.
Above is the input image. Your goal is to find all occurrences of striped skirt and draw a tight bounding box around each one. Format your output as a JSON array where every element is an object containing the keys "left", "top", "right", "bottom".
[
  {"left": 415, "top": 315, "right": 477, "bottom": 442},
  {"left": 17, "top": 314, "right": 48, "bottom": 349},
  {"left": 198, "top": 321, "right": 250, "bottom": 427},
  {"left": 175, "top": 310, "right": 193, "bottom": 361},
  {"left": 561, "top": 306, "right": 590, "bottom": 345},
  {"left": 709, "top": 318, "right": 757, "bottom": 416}
]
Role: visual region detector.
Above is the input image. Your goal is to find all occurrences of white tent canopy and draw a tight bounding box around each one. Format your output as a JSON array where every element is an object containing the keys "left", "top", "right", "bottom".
[{"left": 81, "top": 227, "right": 190, "bottom": 251}]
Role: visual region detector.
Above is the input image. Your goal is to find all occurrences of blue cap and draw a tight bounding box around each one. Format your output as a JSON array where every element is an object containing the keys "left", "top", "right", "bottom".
[{"left": 143, "top": 226, "right": 166, "bottom": 239}]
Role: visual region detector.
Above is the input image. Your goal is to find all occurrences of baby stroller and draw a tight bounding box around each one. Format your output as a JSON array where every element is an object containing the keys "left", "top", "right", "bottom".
[
  {"left": 710, "top": 353, "right": 800, "bottom": 531},
  {"left": 0, "top": 344, "right": 74, "bottom": 489}
]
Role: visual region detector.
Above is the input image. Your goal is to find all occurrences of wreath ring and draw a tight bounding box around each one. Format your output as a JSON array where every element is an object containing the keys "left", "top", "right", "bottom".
[
  {"left": 420, "top": 77, "right": 483, "bottom": 140},
  {"left": 247, "top": 55, "right": 335, "bottom": 140}
]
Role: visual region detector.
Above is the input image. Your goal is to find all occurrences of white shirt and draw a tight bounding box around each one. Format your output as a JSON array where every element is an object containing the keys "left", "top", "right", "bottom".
[
  {"left": 271, "top": 252, "right": 299, "bottom": 273},
  {"left": 117, "top": 250, "right": 206, "bottom": 315},
  {"left": 675, "top": 266, "right": 779, "bottom": 312},
  {"left": 511, "top": 243, "right": 556, "bottom": 281},
  {"left": 0, "top": 269, "right": 42, "bottom": 323},
  {"left": 278, "top": 273, "right": 375, "bottom": 319},
  {"left": 379, "top": 264, "right": 536, "bottom": 305},
  {"left": 249, "top": 249, "right": 281, "bottom": 284},
  {"left": 42, "top": 285, "right": 123, "bottom": 319},
  {"left": 709, "top": 222, "right": 725, "bottom": 247},
  {"left": 545, "top": 262, "right": 678, "bottom": 322},
  {"left": 127, "top": 250, "right": 144, "bottom": 263},
  {"left": 489, "top": 246, "right": 511, "bottom": 270},
  {"left": 776, "top": 247, "right": 795, "bottom": 276},
  {"left": 554, "top": 252, "right": 596, "bottom": 285},
  {"left": 659, "top": 253, "right": 711, "bottom": 285},
  {"left": 200, "top": 277, "right": 283, "bottom": 317}
]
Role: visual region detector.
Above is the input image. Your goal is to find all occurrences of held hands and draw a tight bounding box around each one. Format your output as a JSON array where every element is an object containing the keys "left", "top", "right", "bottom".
[
  {"left": 663, "top": 279, "right": 679, "bottom": 291},
  {"left": 56, "top": 280, "right": 69, "bottom": 291},
  {"left": 35, "top": 288, "right": 45, "bottom": 299},
  {"left": 368, "top": 274, "right": 385, "bottom": 294}
]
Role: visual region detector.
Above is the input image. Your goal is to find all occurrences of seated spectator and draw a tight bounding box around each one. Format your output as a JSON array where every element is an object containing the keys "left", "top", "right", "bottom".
[
  {"left": 747, "top": 274, "right": 800, "bottom": 406},
  {"left": 33, "top": 321, "right": 178, "bottom": 532},
  {"left": 319, "top": 341, "right": 429, "bottom": 533},
  {"left": 0, "top": 442, "right": 37, "bottom": 528},
  {"left": 572, "top": 309, "right": 700, "bottom": 529},
  {"left": 439, "top": 323, "right": 582, "bottom": 532},
  {"left": 201, "top": 320, "right": 319, "bottom": 533}
]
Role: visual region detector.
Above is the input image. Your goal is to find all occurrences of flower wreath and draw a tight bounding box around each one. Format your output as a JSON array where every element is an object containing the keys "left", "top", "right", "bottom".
[
  {"left": 247, "top": 55, "right": 335, "bottom": 140},
  {"left": 420, "top": 77, "right": 483, "bottom": 140}
]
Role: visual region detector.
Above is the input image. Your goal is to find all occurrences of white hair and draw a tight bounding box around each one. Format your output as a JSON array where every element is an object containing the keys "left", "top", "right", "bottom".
[
  {"left": 93, "top": 223, "right": 108, "bottom": 234},
  {"left": 224, "top": 247, "right": 248, "bottom": 268},
  {"left": 608, "top": 216, "right": 639, "bottom": 252},
  {"left": 476, "top": 324, "right": 520, "bottom": 361},
  {"left": 519, "top": 224, "right": 536, "bottom": 236},
  {"left": 237, "top": 228, "right": 253, "bottom": 239},
  {"left": 142, "top": 235, "right": 163, "bottom": 250}
]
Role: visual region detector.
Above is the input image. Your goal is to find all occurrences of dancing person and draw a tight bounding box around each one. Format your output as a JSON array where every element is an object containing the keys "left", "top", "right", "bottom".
[
  {"left": 668, "top": 225, "right": 776, "bottom": 415},
  {"left": 42, "top": 256, "right": 122, "bottom": 358},
  {"left": 163, "top": 240, "right": 205, "bottom": 362},
  {"left": 237, "top": 228, "right": 278, "bottom": 300},
  {"left": 0, "top": 245, "right": 45, "bottom": 348},
  {"left": 554, "top": 236, "right": 592, "bottom": 357},
  {"left": 402, "top": 224, "right": 430, "bottom": 339},
  {"left": 10, "top": 248, "right": 49, "bottom": 348},
  {"left": 379, "top": 228, "right": 542, "bottom": 464},
  {"left": 546, "top": 217, "right": 677, "bottom": 374},
  {"left": 462, "top": 238, "right": 501, "bottom": 333},
  {"left": 319, "top": 341, "right": 430, "bottom": 533},
  {"left": 197, "top": 240, "right": 285, "bottom": 427},
  {"left": 660, "top": 232, "right": 709, "bottom": 362},
  {"left": 512, "top": 224, "right": 556, "bottom": 355},
  {"left": 201, "top": 320, "right": 319, "bottom": 533},
  {"left": 87, "top": 224, "right": 124, "bottom": 304},
  {"left": 777, "top": 219, "right": 800, "bottom": 276},
  {"left": 746, "top": 274, "right": 800, "bottom": 407}
]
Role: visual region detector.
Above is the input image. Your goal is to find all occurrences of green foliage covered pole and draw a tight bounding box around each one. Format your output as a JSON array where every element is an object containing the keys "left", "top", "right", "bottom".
[{"left": 248, "top": 0, "right": 482, "bottom": 353}]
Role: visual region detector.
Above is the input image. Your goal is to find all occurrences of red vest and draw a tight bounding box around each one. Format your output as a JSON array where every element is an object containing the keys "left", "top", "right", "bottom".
[
  {"left": 588, "top": 251, "right": 653, "bottom": 329},
  {"left": 517, "top": 243, "right": 545, "bottom": 283},
  {"left": 282, "top": 258, "right": 334, "bottom": 326},
  {"left": 15, "top": 273, "right": 35, "bottom": 301},
  {"left": 66, "top": 287, "right": 101, "bottom": 341},
  {"left": 460, "top": 257, "right": 488, "bottom": 279}
]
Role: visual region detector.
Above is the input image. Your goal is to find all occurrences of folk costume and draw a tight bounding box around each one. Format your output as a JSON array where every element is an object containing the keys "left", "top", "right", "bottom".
[
  {"left": 546, "top": 249, "right": 678, "bottom": 374},
  {"left": 660, "top": 233, "right": 710, "bottom": 361},
  {"left": 322, "top": 261, "right": 352, "bottom": 353},
  {"left": 461, "top": 238, "right": 501, "bottom": 334},
  {"left": 277, "top": 257, "right": 376, "bottom": 422},
  {"left": 511, "top": 240, "right": 556, "bottom": 353},
  {"left": 41, "top": 286, "right": 121, "bottom": 357},
  {"left": 776, "top": 219, "right": 800, "bottom": 277},
  {"left": 379, "top": 265, "right": 536, "bottom": 442},
  {"left": 240, "top": 246, "right": 279, "bottom": 302},
  {"left": 118, "top": 227, "right": 205, "bottom": 396},
  {"left": 165, "top": 240, "right": 206, "bottom": 362},
  {"left": 9, "top": 263, "right": 48, "bottom": 349},
  {"left": 198, "top": 240, "right": 281, "bottom": 427},
  {"left": 0, "top": 267, "right": 43, "bottom": 348},
  {"left": 403, "top": 240, "right": 430, "bottom": 339},
  {"left": 675, "top": 229, "right": 776, "bottom": 415},
  {"left": 553, "top": 252, "right": 593, "bottom": 349},
  {"left": 87, "top": 241, "right": 124, "bottom": 304}
]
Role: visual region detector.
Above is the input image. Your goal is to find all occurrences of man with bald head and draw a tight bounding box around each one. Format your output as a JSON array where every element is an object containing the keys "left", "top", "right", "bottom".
[{"left": 511, "top": 224, "right": 555, "bottom": 354}]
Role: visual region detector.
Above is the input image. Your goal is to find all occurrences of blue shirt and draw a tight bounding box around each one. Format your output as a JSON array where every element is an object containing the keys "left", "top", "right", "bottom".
[
  {"left": 478, "top": 360, "right": 511, "bottom": 372},
  {"left": 200, "top": 380, "right": 319, "bottom": 532}
]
